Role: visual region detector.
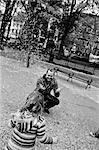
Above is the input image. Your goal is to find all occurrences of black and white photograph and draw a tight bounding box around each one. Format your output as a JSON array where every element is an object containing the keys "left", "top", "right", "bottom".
[{"left": 0, "top": 0, "right": 99, "bottom": 150}]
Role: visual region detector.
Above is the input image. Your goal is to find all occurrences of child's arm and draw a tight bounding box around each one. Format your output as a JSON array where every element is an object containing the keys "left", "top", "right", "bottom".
[
  {"left": 8, "top": 119, "right": 16, "bottom": 128},
  {"left": 36, "top": 117, "right": 58, "bottom": 144},
  {"left": 8, "top": 111, "right": 20, "bottom": 128}
]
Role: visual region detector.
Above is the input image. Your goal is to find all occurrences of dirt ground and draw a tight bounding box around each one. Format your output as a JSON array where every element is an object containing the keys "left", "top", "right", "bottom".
[{"left": 0, "top": 56, "right": 99, "bottom": 150}]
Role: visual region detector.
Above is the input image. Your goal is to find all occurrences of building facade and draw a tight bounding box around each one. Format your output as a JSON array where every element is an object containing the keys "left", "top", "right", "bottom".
[{"left": 0, "top": 14, "right": 24, "bottom": 39}]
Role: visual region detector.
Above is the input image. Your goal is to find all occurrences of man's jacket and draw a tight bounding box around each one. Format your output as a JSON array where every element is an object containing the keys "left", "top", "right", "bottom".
[
  {"left": 26, "top": 75, "right": 60, "bottom": 108},
  {"left": 36, "top": 74, "right": 60, "bottom": 97}
]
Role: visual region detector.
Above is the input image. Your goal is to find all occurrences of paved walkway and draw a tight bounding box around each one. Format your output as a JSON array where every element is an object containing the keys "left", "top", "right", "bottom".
[
  {"left": 0, "top": 56, "right": 99, "bottom": 150},
  {"left": 35, "top": 59, "right": 99, "bottom": 88}
]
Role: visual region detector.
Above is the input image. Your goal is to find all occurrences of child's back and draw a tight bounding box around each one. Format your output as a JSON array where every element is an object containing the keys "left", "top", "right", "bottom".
[{"left": 4, "top": 110, "right": 55, "bottom": 150}]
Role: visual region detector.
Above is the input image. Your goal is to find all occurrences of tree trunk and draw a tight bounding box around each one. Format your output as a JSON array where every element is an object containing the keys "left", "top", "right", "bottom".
[
  {"left": 26, "top": 55, "right": 30, "bottom": 68},
  {"left": 58, "top": 0, "right": 77, "bottom": 59},
  {"left": 58, "top": 11, "right": 80, "bottom": 58},
  {"left": 0, "top": 22, "right": 8, "bottom": 43},
  {"left": 6, "top": 3, "right": 17, "bottom": 41},
  {"left": 0, "top": 0, "right": 11, "bottom": 43},
  {"left": 0, "top": 0, "right": 16, "bottom": 44},
  {"left": 58, "top": 25, "right": 70, "bottom": 59},
  {"left": 49, "top": 48, "right": 54, "bottom": 63},
  {"left": 26, "top": 51, "right": 31, "bottom": 68},
  {"left": 58, "top": 36, "right": 65, "bottom": 58},
  {"left": 6, "top": 20, "right": 12, "bottom": 40}
]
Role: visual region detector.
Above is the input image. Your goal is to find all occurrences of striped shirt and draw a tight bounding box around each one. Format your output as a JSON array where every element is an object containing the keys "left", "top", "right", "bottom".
[{"left": 4, "top": 113, "right": 53, "bottom": 150}]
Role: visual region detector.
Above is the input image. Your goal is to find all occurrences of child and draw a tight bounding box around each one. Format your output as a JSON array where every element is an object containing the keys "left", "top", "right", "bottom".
[{"left": 4, "top": 98, "right": 58, "bottom": 150}]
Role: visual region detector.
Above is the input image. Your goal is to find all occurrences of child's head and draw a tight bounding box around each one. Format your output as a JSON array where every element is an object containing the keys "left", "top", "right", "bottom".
[
  {"left": 27, "top": 101, "right": 42, "bottom": 115},
  {"left": 20, "top": 98, "right": 42, "bottom": 116}
]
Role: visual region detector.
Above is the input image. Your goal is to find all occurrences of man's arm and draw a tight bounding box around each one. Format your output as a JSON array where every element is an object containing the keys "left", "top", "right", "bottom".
[
  {"left": 53, "top": 80, "right": 60, "bottom": 97},
  {"left": 36, "top": 78, "right": 47, "bottom": 95}
]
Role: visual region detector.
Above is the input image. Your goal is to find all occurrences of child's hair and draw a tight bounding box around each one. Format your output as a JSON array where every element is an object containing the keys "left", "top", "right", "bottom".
[{"left": 20, "top": 97, "right": 42, "bottom": 114}]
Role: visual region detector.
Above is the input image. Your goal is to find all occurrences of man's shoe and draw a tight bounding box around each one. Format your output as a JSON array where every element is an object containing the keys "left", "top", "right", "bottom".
[{"left": 43, "top": 108, "right": 50, "bottom": 114}]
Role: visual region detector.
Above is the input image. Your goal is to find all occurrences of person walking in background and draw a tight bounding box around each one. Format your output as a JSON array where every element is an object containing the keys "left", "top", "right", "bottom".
[
  {"left": 26, "top": 68, "right": 61, "bottom": 114},
  {"left": 4, "top": 97, "right": 58, "bottom": 150}
]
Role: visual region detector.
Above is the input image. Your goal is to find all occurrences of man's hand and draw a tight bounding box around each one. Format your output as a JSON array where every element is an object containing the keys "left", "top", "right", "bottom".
[{"left": 56, "top": 87, "right": 64, "bottom": 93}]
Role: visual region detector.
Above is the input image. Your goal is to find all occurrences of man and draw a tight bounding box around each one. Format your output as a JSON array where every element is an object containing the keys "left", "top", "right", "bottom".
[{"left": 26, "top": 68, "right": 60, "bottom": 114}]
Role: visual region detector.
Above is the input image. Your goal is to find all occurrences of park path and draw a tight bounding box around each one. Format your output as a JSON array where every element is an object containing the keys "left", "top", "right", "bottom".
[{"left": 0, "top": 56, "right": 99, "bottom": 150}]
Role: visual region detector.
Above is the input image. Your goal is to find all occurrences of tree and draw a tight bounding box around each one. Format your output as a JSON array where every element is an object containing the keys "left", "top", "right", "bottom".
[
  {"left": 0, "top": 0, "right": 17, "bottom": 44},
  {"left": 18, "top": 0, "right": 99, "bottom": 65},
  {"left": 18, "top": 0, "right": 38, "bottom": 67},
  {"left": 6, "top": 1, "right": 20, "bottom": 40},
  {"left": 58, "top": 0, "right": 99, "bottom": 58}
]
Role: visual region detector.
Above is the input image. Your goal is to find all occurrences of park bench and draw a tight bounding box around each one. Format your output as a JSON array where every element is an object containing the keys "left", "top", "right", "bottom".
[
  {"left": 53, "top": 67, "right": 74, "bottom": 82},
  {"left": 53, "top": 67, "right": 93, "bottom": 89},
  {"left": 73, "top": 75, "right": 93, "bottom": 89},
  {"left": 66, "top": 72, "right": 74, "bottom": 81}
]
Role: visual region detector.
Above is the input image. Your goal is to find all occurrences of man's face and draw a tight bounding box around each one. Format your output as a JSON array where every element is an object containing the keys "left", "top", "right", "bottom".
[{"left": 46, "top": 70, "right": 54, "bottom": 82}]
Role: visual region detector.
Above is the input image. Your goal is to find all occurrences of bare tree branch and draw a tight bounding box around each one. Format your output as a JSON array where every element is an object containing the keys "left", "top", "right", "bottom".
[{"left": 20, "top": 0, "right": 28, "bottom": 13}]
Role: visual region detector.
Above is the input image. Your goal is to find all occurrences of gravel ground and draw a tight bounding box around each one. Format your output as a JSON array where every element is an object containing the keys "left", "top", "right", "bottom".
[{"left": 0, "top": 56, "right": 99, "bottom": 150}]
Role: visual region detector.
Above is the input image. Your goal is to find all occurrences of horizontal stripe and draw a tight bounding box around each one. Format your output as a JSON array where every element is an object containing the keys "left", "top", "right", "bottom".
[
  {"left": 37, "top": 133, "right": 46, "bottom": 140},
  {"left": 37, "top": 124, "right": 45, "bottom": 129},
  {"left": 27, "top": 130, "right": 37, "bottom": 134},
  {"left": 28, "top": 126, "right": 37, "bottom": 132},
  {"left": 14, "top": 128, "right": 36, "bottom": 140},
  {"left": 11, "top": 136, "right": 35, "bottom": 148},
  {"left": 39, "top": 135, "right": 47, "bottom": 143},
  {"left": 12, "top": 131, "right": 35, "bottom": 144},
  {"left": 37, "top": 125, "right": 46, "bottom": 132},
  {"left": 37, "top": 132, "right": 45, "bottom": 137},
  {"left": 37, "top": 134, "right": 53, "bottom": 144},
  {"left": 8, "top": 139, "right": 21, "bottom": 150},
  {"left": 37, "top": 129, "right": 45, "bottom": 135},
  {"left": 8, "top": 139, "right": 35, "bottom": 150}
]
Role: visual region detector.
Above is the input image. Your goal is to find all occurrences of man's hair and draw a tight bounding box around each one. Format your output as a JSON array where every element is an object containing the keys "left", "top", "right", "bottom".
[{"left": 46, "top": 67, "right": 58, "bottom": 75}]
